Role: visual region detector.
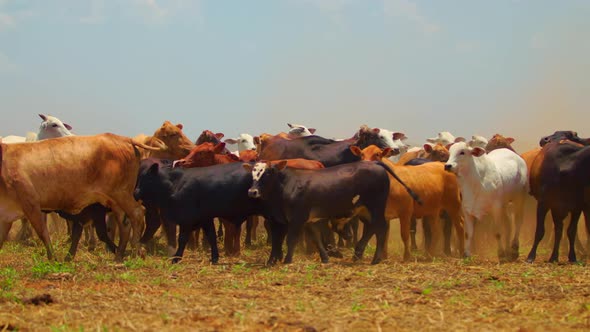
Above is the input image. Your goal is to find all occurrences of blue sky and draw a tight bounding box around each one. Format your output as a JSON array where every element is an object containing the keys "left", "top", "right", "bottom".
[{"left": 1, "top": 0, "right": 589, "bottom": 150}]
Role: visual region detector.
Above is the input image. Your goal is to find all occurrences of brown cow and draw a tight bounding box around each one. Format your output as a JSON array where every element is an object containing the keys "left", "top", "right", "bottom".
[
  {"left": 135, "top": 121, "right": 194, "bottom": 160},
  {"left": 485, "top": 134, "right": 516, "bottom": 153},
  {"left": 0, "top": 134, "right": 164, "bottom": 261},
  {"left": 351, "top": 145, "right": 464, "bottom": 260}
]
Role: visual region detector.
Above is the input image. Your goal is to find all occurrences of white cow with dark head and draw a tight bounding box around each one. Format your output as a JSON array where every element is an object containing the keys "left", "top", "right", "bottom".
[{"left": 444, "top": 142, "right": 528, "bottom": 261}]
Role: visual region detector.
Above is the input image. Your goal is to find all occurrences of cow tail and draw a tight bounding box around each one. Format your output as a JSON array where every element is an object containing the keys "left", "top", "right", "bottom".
[{"left": 376, "top": 161, "right": 423, "bottom": 205}]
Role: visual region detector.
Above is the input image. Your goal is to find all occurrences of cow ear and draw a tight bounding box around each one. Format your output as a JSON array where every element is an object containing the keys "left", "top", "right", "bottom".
[
  {"left": 372, "top": 128, "right": 380, "bottom": 134},
  {"left": 455, "top": 137, "right": 466, "bottom": 143},
  {"left": 253, "top": 136, "right": 260, "bottom": 145},
  {"left": 275, "top": 160, "right": 288, "bottom": 171},
  {"left": 445, "top": 143, "right": 453, "bottom": 151},
  {"left": 287, "top": 123, "right": 294, "bottom": 128},
  {"left": 63, "top": 123, "right": 73, "bottom": 130},
  {"left": 224, "top": 138, "right": 237, "bottom": 145},
  {"left": 309, "top": 128, "right": 316, "bottom": 134},
  {"left": 213, "top": 143, "right": 226, "bottom": 154},
  {"left": 506, "top": 137, "right": 515, "bottom": 144},
  {"left": 423, "top": 143, "right": 433, "bottom": 153},
  {"left": 471, "top": 147, "right": 486, "bottom": 157},
  {"left": 176, "top": 123, "right": 184, "bottom": 130},
  {"left": 215, "top": 133, "right": 224, "bottom": 140},
  {"left": 382, "top": 147, "right": 393, "bottom": 158},
  {"left": 393, "top": 132, "right": 406, "bottom": 140},
  {"left": 148, "top": 163, "right": 159, "bottom": 174},
  {"left": 350, "top": 145, "right": 362, "bottom": 156},
  {"left": 242, "top": 163, "right": 253, "bottom": 172},
  {"left": 39, "top": 114, "right": 47, "bottom": 121}
]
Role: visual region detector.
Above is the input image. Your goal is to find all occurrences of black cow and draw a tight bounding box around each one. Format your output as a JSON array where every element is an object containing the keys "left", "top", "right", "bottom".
[
  {"left": 244, "top": 160, "right": 420, "bottom": 265},
  {"left": 526, "top": 142, "right": 590, "bottom": 263},
  {"left": 539, "top": 130, "right": 590, "bottom": 147},
  {"left": 259, "top": 126, "right": 392, "bottom": 167},
  {"left": 134, "top": 158, "right": 263, "bottom": 263}
]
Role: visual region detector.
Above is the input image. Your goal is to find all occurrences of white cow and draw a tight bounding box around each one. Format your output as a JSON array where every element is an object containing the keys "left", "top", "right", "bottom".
[
  {"left": 372, "top": 128, "right": 410, "bottom": 162},
  {"left": 287, "top": 123, "right": 316, "bottom": 138},
  {"left": 468, "top": 135, "right": 488, "bottom": 149},
  {"left": 444, "top": 141, "right": 528, "bottom": 261},
  {"left": 427, "top": 131, "right": 462, "bottom": 146},
  {"left": 224, "top": 133, "right": 257, "bottom": 156}
]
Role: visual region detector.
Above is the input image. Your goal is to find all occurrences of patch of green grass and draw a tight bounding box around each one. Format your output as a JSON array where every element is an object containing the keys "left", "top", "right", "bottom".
[
  {"left": 490, "top": 279, "right": 505, "bottom": 289},
  {"left": 231, "top": 262, "right": 251, "bottom": 274},
  {"left": 94, "top": 273, "right": 113, "bottom": 282},
  {"left": 49, "top": 324, "right": 84, "bottom": 332},
  {"left": 421, "top": 286, "right": 433, "bottom": 295},
  {"left": 117, "top": 271, "right": 137, "bottom": 283},
  {"left": 351, "top": 301, "right": 364, "bottom": 312},
  {"left": 30, "top": 256, "right": 75, "bottom": 278},
  {"left": 0, "top": 267, "right": 18, "bottom": 291},
  {"left": 124, "top": 257, "right": 146, "bottom": 269}
]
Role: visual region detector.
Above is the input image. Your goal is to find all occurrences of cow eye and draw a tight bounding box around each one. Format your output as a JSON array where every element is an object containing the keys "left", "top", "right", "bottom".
[
  {"left": 52, "top": 124, "right": 58, "bottom": 128},
  {"left": 459, "top": 151, "right": 465, "bottom": 155}
]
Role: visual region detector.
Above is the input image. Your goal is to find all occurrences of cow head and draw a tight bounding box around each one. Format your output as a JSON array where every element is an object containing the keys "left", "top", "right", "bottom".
[
  {"left": 423, "top": 143, "right": 450, "bottom": 162},
  {"left": 444, "top": 142, "right": 486, "bottom": 174},
  {"left": 37, "top": 114, "right": 74, "bottom": 140},
  {"left": 134, "top": 158, "right": 173, "bottom": 204},
  {"left": 287, "top": 123, "right": 316, "bottom": 138},
  {"left": 224, "top": 133, "right": 257, "bottom": 152},
  {"left": 485, "top": 134, "right": 515, "bottom": 153},
  {"left": 356, "top": 125, "right": 393, "bottom": 150},
  {"left": 350, "top": 145, "right": 393, "bottom": 161},
  {"left": 539, "top": 130, "right": 589, "bottom": 147},
  {"left": 239, "top": 149, "right": 259, "bottom": 163},
  {"left": 243, "top": 160, "right": 288, "bottom": 199},
  {"left": 468, "top": 135, "right": 488, "bottom": 149},
  {"left": 174, "top": 142, "right": 225, "bottom": 168},
  {"left": 153, "top": 121, "right": 195, "bottom": 159},
  {"left": 427, "top": 131, "right": 465, "bottom": 146}
]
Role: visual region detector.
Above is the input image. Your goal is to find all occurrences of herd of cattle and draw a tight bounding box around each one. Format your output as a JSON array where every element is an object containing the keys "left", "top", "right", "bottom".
[{"left": 0, "top": 115, "right": 589, "bottom": 266}]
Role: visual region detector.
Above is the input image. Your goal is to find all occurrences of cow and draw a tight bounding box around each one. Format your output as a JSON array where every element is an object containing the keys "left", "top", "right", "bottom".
[
  {"left": 444, "top": 142, "right": 528, "bottom": 261},
  {"left": 485, "top": 134, "right": 516, "bottom": 153},
  {"left": 0, "top": 134, "right": 165, "bottom": 261},
  {"left": 427, "top": 131, "right": 464, "bottom": 146},
  {"left": 539, "top": 130, "right": 590, "bottom": 147},
  {"left": 352, "top": 145, "right": 464, "bottom": 260},
  {"left": 397, "top": 133, "right": 464, "bottom": 165},
  {"left": 402, "top": 143, "right": 453, "bottom": 255},
  {"left": 287, "top": 123, "right": 316, "bottom": 138},
  {"left": 526, "top": 141, "right": 590, "bottom": 263},
  {"left": 468, "top": 135, "right": 488, "bottom": 149},
  {"left": 134, "top": 159, "right": 267, "bottom": 263},
  {"left": 136, "top": 121, "right": 193, "bottom": 160},
  {"left": 244, "top": 159, "right": 420, "bottom": 265},
  {"left": 224, "top": 133, "right": 258, "bottom": 156},
  {"left": 258, "top": 125, "right": 393, "bottom": 167}
]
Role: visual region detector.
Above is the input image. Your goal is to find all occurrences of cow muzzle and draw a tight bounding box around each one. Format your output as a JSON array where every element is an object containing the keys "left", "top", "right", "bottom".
[
  {"left": 444, "top": 164, "right": 454, "bottom": 172},
  {"left": 248, "top": 188, "right": 261, "bottom": 198}
]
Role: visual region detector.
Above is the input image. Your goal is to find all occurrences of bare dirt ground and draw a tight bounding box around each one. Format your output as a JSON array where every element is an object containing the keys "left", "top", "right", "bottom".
[{"left": 1, "top": 219, "right": 589, "bottom": 332}]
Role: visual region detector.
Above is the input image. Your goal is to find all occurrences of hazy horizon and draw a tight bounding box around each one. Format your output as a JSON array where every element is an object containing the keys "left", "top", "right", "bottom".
[{"left": 1, "top": 1, "right": 589, "bottom": 153}]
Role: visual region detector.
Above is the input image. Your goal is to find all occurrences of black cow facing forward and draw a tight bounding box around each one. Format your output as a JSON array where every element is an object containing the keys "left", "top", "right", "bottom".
[
  {"left": 244, "top": 160, "right": 421, "bottom": 265},
  {"left": 134, "top": 158, "right": 263, "bottom": 263}
]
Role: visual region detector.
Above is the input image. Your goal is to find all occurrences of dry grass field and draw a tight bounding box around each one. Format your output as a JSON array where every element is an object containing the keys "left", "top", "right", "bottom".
[{"left": 1, "top": 219, "right": 589, "bottom": 332}]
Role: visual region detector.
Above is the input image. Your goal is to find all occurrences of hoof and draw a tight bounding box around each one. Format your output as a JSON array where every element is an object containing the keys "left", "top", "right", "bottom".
[
  {"left": 171, "top": 257, "right": 182, "bottom": 264},
  {"left": 328, "top": 250, "right": 343, "bottom": 259},
  {"left": 371, "top": 258, "right": 382, "bottom": 265}
]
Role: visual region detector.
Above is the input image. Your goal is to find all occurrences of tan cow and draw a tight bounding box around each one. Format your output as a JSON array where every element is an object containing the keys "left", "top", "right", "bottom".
[
  {"left": 0, "top": 134, "right": 164, "bottom": 261},
  {"left": 351, "top": 145, "right": 464, "bottom": 260},
  {"left": 135, "top": 121, "right": 194, "bottom": 160}
]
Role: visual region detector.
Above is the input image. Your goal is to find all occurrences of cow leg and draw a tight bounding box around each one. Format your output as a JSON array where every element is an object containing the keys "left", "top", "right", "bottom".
[
  {"left": 202, "top": 219, "right": 220, "bottom": 264},
  {"left": 353, "top": 219, "right": 373, "bottom": 261},
  {"left": 172, "top": 224, "right": 191, "bottom": 264},
  {"left": 370, "top": 216, "right": 389, "bottom": 265},
  {"left": 497, "top": 208, "right": 512, "bottom": 261},
  {"left": 223, "top": 220, "right": 236, "bottom": 256},
  {"left": 447, "top": 210, "right": 464, "bottom": 258},
  {"left": 464, "top": 214, "right": 475, "bottom": 258},
  {"left": 0, "top": 222, "right": 13, "bottom": 248},
  {"left": 245, "top": 216, "right": 259, "bottom": 248},
  {"left": 15, "top": 218, "right": 33, "bottom": 242},
  {"left": 410, "top": 217, "right": 418, "bottom": 251},
  {"left": 567, "top": 210, "right": 582, "bottom": 263},
  {"left": 162, "top": 221, "right": 178, "bottom": 256},
  {"left": 549, "top": 212, "right": 566, "bottom": 263},
  {"left": 400, "top": 215, "right": 412, "bottom": 261},
  {"left": 442, "top": 211, "right": 453, "bottom": 256},
  {"left": 426, "top": 214, "right": 442, "bottom": 258},
  {"left": 111, "top": 195, "right": 146, "bottom": 255},
  {"left": 526, "top": 203, "right": 549, "bottom": 263},
  {"left": 26, "top": 210, "right": 54, "bottom": 260},
  {"left": 84, "top": 224, "right": 97, "bottom": 251},
  {"left": 267, "top": 220, "right": 286, "bottom": 266},
  {"left": 217, "top": 219, "right": 224, "bottom": 241},
  {"left": 93, "top": 213, "right": 117, "bottom": 254},
  {"left": 114, "top": 213, "right": 131, "bottom": 262},
  {"left": 264, "top": 218, "right": 272, "bottom": 245},
  {"left": 139, "top": 205, "right": 161, "bottom": 246},
  {"left": 304, "top": 222, "right": 330, "bottom": 263},
  {"left": 66, "top": 220, "right": 84, "bottom": 262},
  {"left": 510, "top": 197, "right": 525, "bottom": 261},
  {"left": 584, "top": 208, "right": 590, "bottom": 261}
]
